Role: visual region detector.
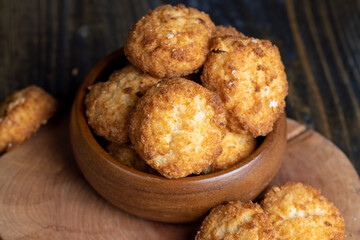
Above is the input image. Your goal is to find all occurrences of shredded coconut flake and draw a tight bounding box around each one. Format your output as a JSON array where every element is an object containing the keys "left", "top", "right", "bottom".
[
  {"left": 166, "top": 34, "right": 174, "bottom": 39},
  {"left": 269, "top": 99, "right": 278, "bottom": 108},
  {"left": 261, "top": 86, "right": 270, "bottom": 98}
]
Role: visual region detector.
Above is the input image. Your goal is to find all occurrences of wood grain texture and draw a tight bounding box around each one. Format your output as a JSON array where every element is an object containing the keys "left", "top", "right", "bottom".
[
  {"left": 0, "top": 115, "right": 359, "bottom": 239},
  {"left": 285, "top": 0, "right": 360, "bottom": 171}
]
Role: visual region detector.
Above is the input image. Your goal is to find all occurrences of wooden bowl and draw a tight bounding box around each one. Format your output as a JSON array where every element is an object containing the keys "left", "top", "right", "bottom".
[{"left": 70, "top": 49, "right": 287, "bottom": 223}]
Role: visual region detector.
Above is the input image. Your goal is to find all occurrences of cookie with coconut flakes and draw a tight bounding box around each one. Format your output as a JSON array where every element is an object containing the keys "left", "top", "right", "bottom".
[
  {"left": 261, "top": 182, "right": 345, "bottom": 240},
  {"left": 196, "top": 201, "right": 276, "bottom": 240},
  {"left": 0, "top": 86, "right": 58, "bottom": 153},
  {"left": 202, "top": 127, "right": 256, "bottom": 174},
  {"left": 124, "top": 4, "right": 215, "bottom": 78},
  {"left": 107, "top": 142, "right": 157, "bottom": 174},
  {"left": 129, "top": 78, "right": 226, "bottom": 179},
  {"left": 212, "top": 25, "right": 246, "bottom": 38},
  {"left": 201, "top": 36, "right": 288, "bottom": 137},
  {"left": 84, "top": 64, "right": 161, "bottom": 143}
]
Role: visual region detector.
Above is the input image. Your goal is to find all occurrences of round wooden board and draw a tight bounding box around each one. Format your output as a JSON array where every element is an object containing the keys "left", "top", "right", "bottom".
[{"left": 0, "top": 114, "right": 359, "bottom": 239}]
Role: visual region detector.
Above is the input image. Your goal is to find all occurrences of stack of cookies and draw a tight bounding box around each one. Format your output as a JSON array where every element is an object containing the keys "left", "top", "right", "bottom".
[{"left": 84, "top": 4, "right": 288, "bottom": 179}]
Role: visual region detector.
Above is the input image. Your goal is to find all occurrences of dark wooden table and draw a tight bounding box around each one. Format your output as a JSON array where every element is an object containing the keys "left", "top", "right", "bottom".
[{"left": 1, "top": 0, "right": 359, "bottom": 174}]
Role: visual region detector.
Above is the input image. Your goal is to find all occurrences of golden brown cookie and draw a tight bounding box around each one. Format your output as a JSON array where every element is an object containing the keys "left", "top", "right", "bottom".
[
  {"left": 129, "top": 78, "right": 226, "bottom": 178},
  {"left": 212, "top": 25, "right": 246, "bottom": 38},
  {"left": 201, "top": 36, "right": 288, "bottom": 137},
  {"left": 84, "top": 65, "right": 160, "bottom": 143},
  {"left": 0, "top": 86, "right": 58, "bottom": 153},
  {"left": 196, "top": 201, "right": 276, "bottom": 240},
  {"left": 261, "top": 182, "right": 345, "bottom": 240},
  {"left": 107, "top": 142, "right": 156, "bottom": 174},
  {"left": 124, "top": 4, "right": 215, "bottom": 78},
  {"left": 203, "top": 128, "right": 256, "bottom": 174}
]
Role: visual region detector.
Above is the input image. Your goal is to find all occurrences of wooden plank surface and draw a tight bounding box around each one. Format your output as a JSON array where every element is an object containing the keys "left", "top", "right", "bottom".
[
  {"left": 0, "top": 115, "right": 359, "bottom": 239},
  {"left": 0, "top": 0, "right": 359, "bottom": 173}
]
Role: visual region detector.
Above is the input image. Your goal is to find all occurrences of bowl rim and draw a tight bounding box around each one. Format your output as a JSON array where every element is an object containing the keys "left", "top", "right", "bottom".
[{"left": 74, "top": 48, "right": 286, "bottom": 183}]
